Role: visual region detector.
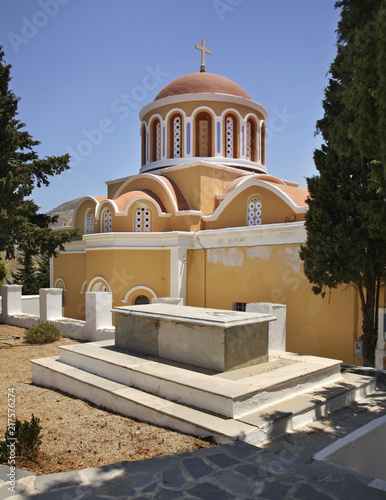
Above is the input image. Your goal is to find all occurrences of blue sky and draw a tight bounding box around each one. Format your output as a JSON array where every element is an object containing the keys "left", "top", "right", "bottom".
[{"left": 1, "top": 0, "right": 340, "bottom": 213}]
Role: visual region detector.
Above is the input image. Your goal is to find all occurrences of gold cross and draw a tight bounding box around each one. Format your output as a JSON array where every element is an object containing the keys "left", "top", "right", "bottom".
[{"left": 195, "top": 38, "right": 212, "bottom": 72}]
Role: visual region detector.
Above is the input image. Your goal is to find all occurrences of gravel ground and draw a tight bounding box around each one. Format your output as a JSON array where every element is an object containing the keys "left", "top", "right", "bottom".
[{"left": 0, "top": 324, "right": 213, "bottom": 475}]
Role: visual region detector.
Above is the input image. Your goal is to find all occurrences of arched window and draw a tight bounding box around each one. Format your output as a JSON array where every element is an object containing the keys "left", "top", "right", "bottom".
[
  {"left": 247, "top": 118, "right": 257, "bottom": 162},
  {"left": 102, "top": 208, "right": 112, "bottom": 233},
  {"left": 134, "top": 294, "right": 150, "bottom": 305},
  {"left": 261, "top": 122, "right": 266, "bottom": 166},
  {"left": 195, "top": 112, "right": 212, "bottom": 157},
  {"left": 88, "top": 276, "right": 112, "bottom": 293},
  {"left": 247, "top": 195, "right": 262, "bottom": 226},
  {"left": 134, "top": 205, "right": 151, "bottom": 232},
  {"left": 224, "top": 114, "right": 237, "bottom": 158},
  {"left": 169, "top": 114, "right": 183, "bottom": 158},
  {"left": 92, "top": 283, "right": 109, "bottom": 292},
  {"left": 151, "top": 119, "right": 161, "bottom": 162},
  {"left": 84, "top": 209, "right": 95, "bottom": 234},
  {"left": 141, "top": 124, "right": 147, "bottom": 166}
]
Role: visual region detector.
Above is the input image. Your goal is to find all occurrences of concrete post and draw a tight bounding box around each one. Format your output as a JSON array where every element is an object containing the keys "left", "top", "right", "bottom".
[
  {"left": 246, "top": 302, "right": 286, "bottom": 351},
  {"left": 39, "top": 288, "right": 63, "bottom": 321},
  {"left": 85, "top": 292, "right": 113, "bottom": 333},
  {"left": 0, "top": 285, "right": 23, "bottom": 319},
  {"left": 169, "top": 248, "right": 187, "bottom": 303},
  {"left": 375, "top": 307, "right": 386, "bottom": 370}
]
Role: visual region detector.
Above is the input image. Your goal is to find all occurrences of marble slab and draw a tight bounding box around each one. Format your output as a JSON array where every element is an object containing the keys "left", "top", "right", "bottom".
[{"left": 113, "top": 304, "right": 275, "bottom": 372}]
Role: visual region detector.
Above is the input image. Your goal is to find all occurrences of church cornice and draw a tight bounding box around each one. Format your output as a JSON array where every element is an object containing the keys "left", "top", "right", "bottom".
[
  {"left": 60, "top": 222, "right": 306, "bottom": 253},
  {"left": 139, "top": 93, "right": 268, "bottom": 121},
  {"left": 139, "top": 157, "right": 268, "bottom": 174}
]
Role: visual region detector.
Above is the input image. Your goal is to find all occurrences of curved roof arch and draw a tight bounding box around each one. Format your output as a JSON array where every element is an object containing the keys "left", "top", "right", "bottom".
[
  {"left": 113, "top": 173, "right": 189, "bottom": 213},
  {"left": 72, "top": 196, "right": 106, "bottom": 228},
  {"left": 205, "top": 177, "right": 308, "bottom": 223},
  {"left": 114, "top": 190, "right": 167, "bottom": 216}
]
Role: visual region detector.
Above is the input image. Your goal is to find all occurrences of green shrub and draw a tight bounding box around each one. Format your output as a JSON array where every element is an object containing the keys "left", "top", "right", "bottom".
[
  {"left": 24, "top": 321, "right": 62, "bottom": 344},
  {"left": 0, "top": 258, "right": 7, "bottom": 285},
  {"left": 0, "top": 440, "right": 7, "bottom": 463},
  {"left": 0, "top": 415, "right": 42, "bottom": 462}
]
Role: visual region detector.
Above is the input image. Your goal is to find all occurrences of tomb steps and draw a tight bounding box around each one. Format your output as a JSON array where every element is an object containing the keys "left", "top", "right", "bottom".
[
  {"left": 57, "top": 342, "right": 343, "bottom": 419},
  {"left": 31, "top": 340, "right": 377, "bottom": 446},
  {"left": 31, "top": 355, "right": 258, "bottom": 445}
]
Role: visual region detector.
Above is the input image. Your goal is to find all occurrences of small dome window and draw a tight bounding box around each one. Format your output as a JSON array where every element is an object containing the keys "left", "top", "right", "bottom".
[
  {"left": 85, "top": 209, "right": 95, "bottom": 234},
  {"left": 135, "top": 205, "right": 151, "bottom": 232},
  {"left": 247, "top": 195, "right": 262, "bottom": 226},
  {"left": 102, "top": 208, "right": 112, "bottom": 233}
]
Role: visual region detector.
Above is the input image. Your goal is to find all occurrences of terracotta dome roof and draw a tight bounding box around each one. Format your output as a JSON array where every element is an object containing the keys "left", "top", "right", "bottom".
[{"left": 154, "top": 72, "right": 251, "bottom": 101}]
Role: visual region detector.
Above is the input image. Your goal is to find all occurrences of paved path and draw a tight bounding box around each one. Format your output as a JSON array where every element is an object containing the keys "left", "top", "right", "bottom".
[
  {"left": 1, "top": 440, "right": 385, "bottom": 500},
  {"left": 0, "top": 370, "right": 385, "bottom": 499}
]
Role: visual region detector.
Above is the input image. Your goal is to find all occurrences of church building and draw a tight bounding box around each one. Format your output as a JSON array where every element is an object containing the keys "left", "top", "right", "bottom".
[{"left": 53, "top": 40, "right": 366, "bottom": 364}]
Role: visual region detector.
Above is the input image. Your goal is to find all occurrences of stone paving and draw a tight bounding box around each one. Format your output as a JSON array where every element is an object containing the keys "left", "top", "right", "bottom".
[
  {"left": 1, "top": 440, "right": 386, "bottom": 500},
  {"left": 0, "top": 369, "right": 385, "bottom": 499}
]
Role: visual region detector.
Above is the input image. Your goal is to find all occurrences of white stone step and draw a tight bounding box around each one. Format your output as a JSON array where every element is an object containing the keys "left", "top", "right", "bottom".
[
  {"left": 237, "top": 372, "right": 377, "bottom": 444},
  {"left": 57, "top": 341, "right": 342, "bottom": 419},
  {"left": 30, "top": 356, "right": 376, "bottom": 447},
  {"left": 30, "top": 356, "right": 259, "bottom": 445}
]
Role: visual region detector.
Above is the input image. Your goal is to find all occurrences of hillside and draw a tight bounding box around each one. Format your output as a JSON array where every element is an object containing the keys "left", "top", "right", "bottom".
[
  {"left": 2, "top": 198, "right": 81, "bottom": 283},
  {"left": 47, "top": 198, "right": 82, "bottom": 228}
]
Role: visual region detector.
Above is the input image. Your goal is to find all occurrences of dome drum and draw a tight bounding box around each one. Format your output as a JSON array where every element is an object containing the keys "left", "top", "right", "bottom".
[{"left": 139, "top": 86, "right": 267, "bottom": 174}]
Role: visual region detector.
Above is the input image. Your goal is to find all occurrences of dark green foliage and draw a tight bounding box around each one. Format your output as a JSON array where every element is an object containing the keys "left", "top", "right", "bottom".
[
  {"left": 335, "top": 0, "right": 386, "bottom": 192},
  {"left": 317, "top": 0, "right": 386, "bottom": 193},
  {"left": 24, "top": 321, "right": 62, "bottom": 344},
  {"left": 11, "top": 251, "right": 50, "bottom": 295},
  {"left": 0, "top": 257, "right": 6, "bottom": 284},
  {"left": 0, "top": 45, "right": 78, "bottom": 260},
  {"left": 300, "top": 0, "right": 386, "bottom": 366},
  {"left": 0, "top": 415, "right": 42, "bottom": 462}
]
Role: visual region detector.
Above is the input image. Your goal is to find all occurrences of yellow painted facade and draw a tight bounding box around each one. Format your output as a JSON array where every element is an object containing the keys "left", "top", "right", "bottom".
[
  {"left": 185, "top": 243, "right": 360, "bottom": 362},
  {"left": 52, "top": 68, "right": 374, "bottom": 364}
]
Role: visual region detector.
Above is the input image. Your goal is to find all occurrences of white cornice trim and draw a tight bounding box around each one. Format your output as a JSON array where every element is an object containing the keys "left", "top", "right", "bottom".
[
  {"left": 194, "top": 223, "right": 306, "bottom": 248},
  {"left": 62, "top": 241, "right": 86, "bottom": 253},
  {"left": 139, "top": 93, "right": 268, "bottom": 120},
  {"left": 58, "top": 223, "right": 306, "bottom": 253},
  {"left": 82, "top": 232, "right": 197, "bottom": 250},
  {"left": 139, "top": 157, "right": 267, "bottom": 174}
]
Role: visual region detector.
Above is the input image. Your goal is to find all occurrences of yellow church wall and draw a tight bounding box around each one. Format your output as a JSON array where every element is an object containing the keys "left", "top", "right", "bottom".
[
  {"left": 204, "top": 185, "right": 302, "bottom": 230},
  {"left": 186, "top": 249, "right": 206, "bottom": 307},
  {"left": 164, "top": 164, "right": 241, "bottom": 213},
  {"left": 169, "top": 213, "right": 202, "bottom": 232},
  {"left": 53, "top": 246, "right": 171, "bottom": 320},
  {"left": 186, "top": 243, "right": 357, "bottom": 364},
  {"left": 53, "top": 250, "right": 86, "bottom": 320},
  {"left": 107, "top": 178, "right": 128, "bottom": 199},
  {"left": 85, "top": 248, "right": 170, "bottom": 312}
]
